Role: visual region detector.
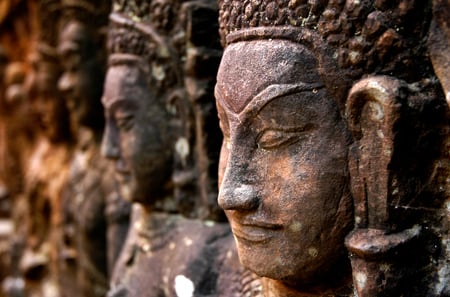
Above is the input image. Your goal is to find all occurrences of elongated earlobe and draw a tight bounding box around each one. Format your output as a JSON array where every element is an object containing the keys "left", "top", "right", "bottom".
[
  {"left": 344, "top": 76, "right": 426, "bottom": 297},
  {"left": 345, "top": 76, "right": 407, "bottom": 230}
]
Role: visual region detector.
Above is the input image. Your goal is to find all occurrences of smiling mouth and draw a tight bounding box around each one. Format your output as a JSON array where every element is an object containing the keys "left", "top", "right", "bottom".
[{"left": 232, "top": 223, "right": 282, "bottom": 244}]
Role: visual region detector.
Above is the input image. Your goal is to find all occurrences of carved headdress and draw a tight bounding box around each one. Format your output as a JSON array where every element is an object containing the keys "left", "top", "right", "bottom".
[
  {"left": 57, "top": 0, "right": 111, "bottom": 58},
  {"left": 29, "top": 0, "right": 63, "bottom": 97},
  {"left": 107, "top": 0, "right": 190, "bottom": 95},
  {"left": 108, "top": 0, "right": 223, "bottom": 91},
  {"left": 219, "top": 0, "right": 435, "bottom": 85}
]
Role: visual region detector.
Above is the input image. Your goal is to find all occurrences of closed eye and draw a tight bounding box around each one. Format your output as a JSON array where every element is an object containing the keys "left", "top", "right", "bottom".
[
  {"left": 256, "top": 126, "right": 312, "bottom": 150},
  {"left": 116, "top": 114, "right": 134, "bottom": 131}
]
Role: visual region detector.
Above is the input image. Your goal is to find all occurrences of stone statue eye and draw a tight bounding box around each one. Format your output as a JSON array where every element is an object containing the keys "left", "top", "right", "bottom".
[
  {"left": 116, "top": 114, "right": 134, "bottom": 131},
  {"left": 256, "top": 129, "right": 305, "bottom": 150}
]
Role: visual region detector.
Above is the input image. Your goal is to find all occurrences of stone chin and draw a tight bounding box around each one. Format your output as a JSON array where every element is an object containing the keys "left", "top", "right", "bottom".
[{"left": 236, "top": 238, "right": 344, "bottom": 288}]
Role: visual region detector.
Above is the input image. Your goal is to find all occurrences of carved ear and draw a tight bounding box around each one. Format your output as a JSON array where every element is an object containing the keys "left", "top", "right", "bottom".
[{"left": 345, "top": 76, "right": 407, "bottom": 230}]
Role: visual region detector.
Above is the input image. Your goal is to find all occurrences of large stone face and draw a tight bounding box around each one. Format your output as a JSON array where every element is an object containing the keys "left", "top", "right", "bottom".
[{"left": 216, "top": 0, "right": 450, "bottom": 296}]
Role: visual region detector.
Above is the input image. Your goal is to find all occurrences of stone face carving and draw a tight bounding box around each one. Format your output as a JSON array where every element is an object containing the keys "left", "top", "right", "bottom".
[
  {"left": 56, "top": 1, "right": 130, "bottom": 296},
  {"left": 216, "top": 39, "right": 353, "bottom": 291},
  {"left": 216, "top": 29, "right": 354, "bottom": 297},
  {"left": 57, "top": 0, "right": 109, "bottom": 133},
  {"left": 216, "top": 1, "right": 448, "bottom": 296},
  {"left": 102, "top": 1, "right": 239, "bottom": 296}
]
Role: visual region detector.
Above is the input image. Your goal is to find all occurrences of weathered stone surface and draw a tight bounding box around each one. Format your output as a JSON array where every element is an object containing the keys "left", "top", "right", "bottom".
[
  {"left": 108, "top": 207, "right": 238, "bottom": 297},
  {"left": 216, "top": 0, "right": 449, "bottom": 296},
  {"left": 0, "top": 0, "right": 447, "bottom": 296}
]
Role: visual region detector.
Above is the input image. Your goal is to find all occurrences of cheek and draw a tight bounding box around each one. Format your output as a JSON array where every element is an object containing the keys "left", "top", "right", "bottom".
[
  {"left": 118, "top": 131, "right": 137, "bottom": 164},
  {"left": 261, "top": 147, "right": 344, "bottom": 215},
  {"left": 264, "top": 156, "right": 315, "bottom": 208},
  {"left": 135, "top": 127, "right": 171, "bottom": 169}
]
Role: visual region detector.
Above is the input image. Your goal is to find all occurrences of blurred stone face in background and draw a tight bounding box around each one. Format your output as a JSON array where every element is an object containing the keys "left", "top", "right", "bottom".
[
  {"left": 102, "top": 61, "right": 173, "bottom": 205},
  {"left": 55, "top": 1, "right": 131, "bottom": 296},
  {"left": 58, "top": 20, "right": 105, "bottom": 131}
]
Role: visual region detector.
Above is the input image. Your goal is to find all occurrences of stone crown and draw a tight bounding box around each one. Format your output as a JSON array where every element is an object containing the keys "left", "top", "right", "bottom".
[{"left": 218, "top": 0, "right": 433, "bottom": 82}]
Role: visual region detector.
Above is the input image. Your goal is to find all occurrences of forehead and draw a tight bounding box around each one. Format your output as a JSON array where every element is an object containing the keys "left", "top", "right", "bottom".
[
  {"left": 102, "top": 64, "right": 148, "bottom": 108},
  {"left": 216, "top": 40, "right": 321, "bottom": 113}
]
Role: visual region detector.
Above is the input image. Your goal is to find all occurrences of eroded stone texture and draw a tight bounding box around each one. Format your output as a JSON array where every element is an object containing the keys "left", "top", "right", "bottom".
[
  {"left": 56, "top": 1, "right": 131, "bottom": 296},
  {"left": 216, "top": 0, "right": 449, "bottom": 296},
  {"left": 102, "top": 1, "right": 239, "bottom": 296},
  {"left": 108, "top": 207, "right": 239, "bottom": 297}
]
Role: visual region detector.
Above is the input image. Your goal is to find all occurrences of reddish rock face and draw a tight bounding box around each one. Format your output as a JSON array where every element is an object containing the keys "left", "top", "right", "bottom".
[{"left": 216, "top": 39, "right": 353, "bottom": 290}]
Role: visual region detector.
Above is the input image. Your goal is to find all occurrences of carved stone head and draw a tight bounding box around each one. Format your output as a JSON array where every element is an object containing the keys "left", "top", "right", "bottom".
[
  {"left": 102, "top": 0, "right": 224, "bottom": 219},
  {"left": 216, "top": 0, "right": 444, "bottom": 295},
  {"left": 102, "top": 51, "right": 176, "bottom": 204},
  {"left": 57, "top": 0, "right": 110, "bottom": 131},
  {"left": 216, "top": 28, "right": 354, "bottom": 294}
]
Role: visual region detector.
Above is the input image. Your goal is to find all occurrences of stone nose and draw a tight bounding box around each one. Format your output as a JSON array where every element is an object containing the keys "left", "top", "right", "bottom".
[
  {"left": 101, "top": 123, "right": 120, "bottom": 160},
  {"left": 218, "top": 157, "right": 260, "bottom": 211},
  {"left": 218, "top": 183, "right": 260, "bottom": 211}
]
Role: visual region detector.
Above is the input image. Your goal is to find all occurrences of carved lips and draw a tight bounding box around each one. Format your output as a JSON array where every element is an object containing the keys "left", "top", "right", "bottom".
[{"left": 230, "top": 220, "right": 282, "bottom": 244}]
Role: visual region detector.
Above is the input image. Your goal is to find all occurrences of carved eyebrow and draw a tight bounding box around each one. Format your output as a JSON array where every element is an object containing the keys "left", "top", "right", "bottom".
[
  {"left": 214, "top": 84, "right": 227, "bottom": 109},
  {"left": 215, "top": 82, "right": 324, "bottom": 121},
  {"left": 214, "top": 84, "right": 236, "bottom": 122},
  {"left": 103, "top": 98, "right": 138, "bottom": 112},
  {"left": 241, "top": 83, "right": 324, "bottom": 121}
]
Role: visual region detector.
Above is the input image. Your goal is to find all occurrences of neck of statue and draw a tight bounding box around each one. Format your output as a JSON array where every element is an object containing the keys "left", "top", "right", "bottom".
[{"left": 141, "top": 192, "right": 178, "bottom": 214}]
